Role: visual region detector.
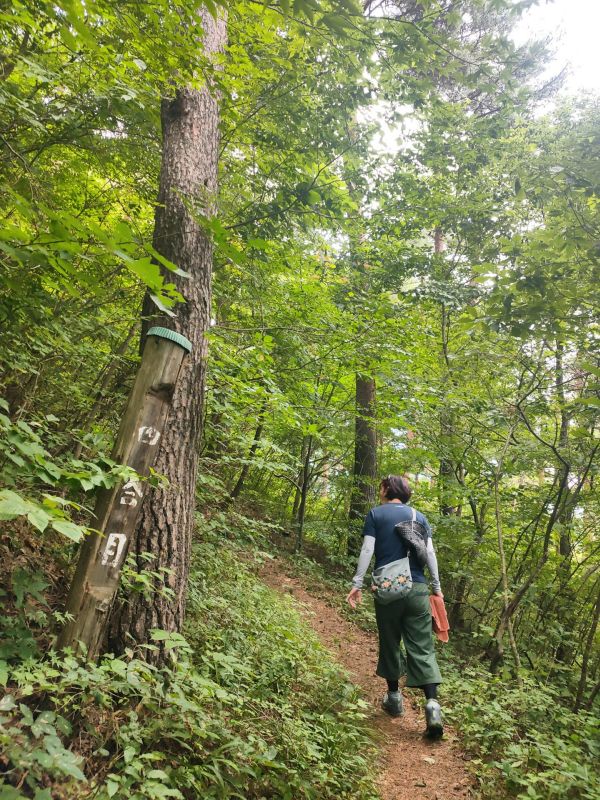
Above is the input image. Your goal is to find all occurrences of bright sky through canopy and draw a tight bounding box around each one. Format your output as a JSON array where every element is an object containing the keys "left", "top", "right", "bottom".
[
  {"left": 369, "top": 0, "right": 599, "bottom": 154},
  {"left": 514, "top": 0, "right": 600, "bottom": 93}
]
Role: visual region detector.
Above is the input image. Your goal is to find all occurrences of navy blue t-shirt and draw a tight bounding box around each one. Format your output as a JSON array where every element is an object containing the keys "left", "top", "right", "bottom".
[{"left": 362, "top": 502, "right": 432, "bottom": 584}]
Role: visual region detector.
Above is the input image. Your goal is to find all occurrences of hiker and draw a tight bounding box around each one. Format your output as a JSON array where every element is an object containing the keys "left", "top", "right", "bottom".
[{"left": 346, "top": 474, "right": 444, "bottom": 738}]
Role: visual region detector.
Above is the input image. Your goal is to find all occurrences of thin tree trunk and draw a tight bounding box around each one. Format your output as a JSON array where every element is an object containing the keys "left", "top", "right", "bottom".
[
  {"left": 201, "top": 410, "right": 224, "bottom": 461},
  {"left": 487, "top": 423, "right": 522, "bottom": 683},
  {"left": 574, "top": 582, "right": 600, "bottom": 711},
  {"left": 349, "top": 374, "right": 377, "bottom": 526},
  {"left": 489, "top": 503, "right": 523, "bottom": 680},
  {"left": 292, "top": 436, "right": 309, "bottom": 522},
  {"left": 436, "top": 230, "right": 460, "bottom": 517},
  {"left": 486, "top": 467, "right": 570, "bottom": 672},
  {"left": 295, "top": 434, "right": 314, "bottom": 552},
  {"left": 74, "top": 321, "right": 138, "bottom": 459},
  {"left": 485, "top": 393, "right": 598, "bottom": 671},
  {"left": 108, "top": 8, "right": 226, "bottom": 658},
  {"left": 229, "top": 399, "right": 267, "bottom": 501},
  {"left": 584, "top": 679, "right": 600, "bottom": 711},
  {"left": 554, "top": 339, "right": 575, "bottom": 663},
  {"left": 449, "top": 498, "right": 486, "bottom": 629}
]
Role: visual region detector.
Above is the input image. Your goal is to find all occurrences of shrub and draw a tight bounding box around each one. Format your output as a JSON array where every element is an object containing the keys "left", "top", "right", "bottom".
[{"left": 0, "top": 540, "right": 377, "bottom": 800}]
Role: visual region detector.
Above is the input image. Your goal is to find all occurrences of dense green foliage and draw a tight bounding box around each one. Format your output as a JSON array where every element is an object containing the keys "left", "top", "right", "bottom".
[
  {"left": 1, "top": 537, "right": 376, "bottom": 799},
  {"left": 1, "top": 0, "right": 599, "bottom": 797}
]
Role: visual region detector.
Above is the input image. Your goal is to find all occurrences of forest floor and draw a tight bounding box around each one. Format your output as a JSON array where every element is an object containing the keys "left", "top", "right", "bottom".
[{"left": 259, "top": 553, "right": 477, "bottom": 800}]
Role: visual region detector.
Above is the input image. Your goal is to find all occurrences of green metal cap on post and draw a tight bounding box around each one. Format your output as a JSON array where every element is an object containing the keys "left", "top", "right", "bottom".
[{"left": 147, "top": 326, "right": 193, "bottom": 353}]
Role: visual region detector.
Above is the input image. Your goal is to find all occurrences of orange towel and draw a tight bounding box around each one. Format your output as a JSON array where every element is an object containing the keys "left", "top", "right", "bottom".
[{"left": 430, "top": 594, "right": 450, "bottom": 643}]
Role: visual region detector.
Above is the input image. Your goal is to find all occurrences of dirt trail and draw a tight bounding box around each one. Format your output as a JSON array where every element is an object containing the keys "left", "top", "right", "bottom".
[{"left": 259, "top": 555, "right": 476, "bottom": 800}]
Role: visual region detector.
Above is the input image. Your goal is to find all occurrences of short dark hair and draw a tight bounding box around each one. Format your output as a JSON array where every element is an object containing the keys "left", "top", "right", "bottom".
[{"left": 380, "top": 475, "right": 412, "bottom": 503}]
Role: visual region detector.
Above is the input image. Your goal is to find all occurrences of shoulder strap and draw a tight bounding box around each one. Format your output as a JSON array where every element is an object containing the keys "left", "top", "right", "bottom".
[{"left": 407, "top": 507, "right": 417, "bottom": 556}]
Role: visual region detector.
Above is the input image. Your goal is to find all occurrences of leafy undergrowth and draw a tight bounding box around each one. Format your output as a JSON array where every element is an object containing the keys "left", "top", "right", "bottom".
[
  {"left": 0, "top": 538, "right": 377, "bottom": 800},
  {"left": 277, "top": 548, "right": 600, "bottom": 800}
]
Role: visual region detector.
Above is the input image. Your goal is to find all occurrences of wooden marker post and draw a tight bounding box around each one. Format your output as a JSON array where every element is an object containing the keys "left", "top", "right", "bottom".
[{"left": 57, "top": 327, "right": 192, "bottom": 659}]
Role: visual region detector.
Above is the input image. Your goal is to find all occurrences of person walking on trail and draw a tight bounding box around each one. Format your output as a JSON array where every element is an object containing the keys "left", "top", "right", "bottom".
[{"left": 346, "top": 475, "right": 444, "bottom": 738}]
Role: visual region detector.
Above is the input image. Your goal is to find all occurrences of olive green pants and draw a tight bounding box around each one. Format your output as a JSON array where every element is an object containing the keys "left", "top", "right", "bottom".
[{"left": 374, "top": 589, "right": 442, "bottom": 687}]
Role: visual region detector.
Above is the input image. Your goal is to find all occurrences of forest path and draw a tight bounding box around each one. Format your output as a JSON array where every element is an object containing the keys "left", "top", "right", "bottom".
[{"left": 259, "top": 555, "right": 476, "bottom": 800}]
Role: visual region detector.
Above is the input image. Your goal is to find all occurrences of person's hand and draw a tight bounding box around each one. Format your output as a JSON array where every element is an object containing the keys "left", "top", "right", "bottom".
[
  {"left": 346, "top": 587, "right": 362, "bottom": 609},
  {"left": 433, "top": 589, "right": 444, "bottom": 597}
]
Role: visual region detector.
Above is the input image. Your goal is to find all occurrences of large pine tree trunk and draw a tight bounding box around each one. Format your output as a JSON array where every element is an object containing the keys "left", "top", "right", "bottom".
[{"left": 108, "top": 9, "right": 226, "bottom": 656}]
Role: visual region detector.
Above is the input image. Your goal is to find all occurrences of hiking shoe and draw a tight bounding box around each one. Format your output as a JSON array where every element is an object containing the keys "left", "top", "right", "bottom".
[
  {"left": 424, "top": 699, "right": 443, "bottom": 738},
  {"left": 382, "top": 690, "right": 404, "bottom": 717}
]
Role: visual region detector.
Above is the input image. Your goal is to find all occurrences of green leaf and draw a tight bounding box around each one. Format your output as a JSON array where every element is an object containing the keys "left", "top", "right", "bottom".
[
  {"left": 150, "top": 630, "right": 192, "bottom": 651},
  {"left": 148, "top": 246, "right": 191, "bottom": 278},
  {"left": 42, "top": 494, "right": 77, "bottom": 508},
  {"left": 147, "top": 769, "right": 171, "bottom": 781},
  {"left": 27, "top": 507, "right": 52, "bottom": 532},
  {"left": 126, "top": 257, "right": 163, "bottom": 288},
  {"left": 149, "top": 294, "right": 176, "bottom": 317},
  {"left": 0, "top": 489, "right": 30, "bottom": 519},
  {"left": 51, "top": 520, "right": 86, "bottom": 542},
  {"left": 0, "top": 786, "right": 25, "bottom": 799},
  {"left": 12, "top": 569, "right": 49, "bottom": 608}
]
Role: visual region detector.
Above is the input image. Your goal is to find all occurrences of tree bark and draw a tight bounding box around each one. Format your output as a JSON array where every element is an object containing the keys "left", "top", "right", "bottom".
[
  {"left": 229, "top": 398, "right": 267, "bottom": 501},
  {"left": 294, "top": 433, "right": 314, "bottom": 552},
  {"left": 108, "top": 8, "right": 226, "bottom": 657},
  {"left": 554, "top": 339, "right": 575, "bottom": 663},
  {"left": 343, "top": 122, "right": 377, "bottom": 547},
  {"left": 348, "top": 374, "right": 377, "bottom": 554},
  {"left": 435, "top": 231, "right": 459, "bottom": 517},
  {"left": 574, "top": 582, "right": 600, "bottom": 712},
  {"left": 449, "top": 497, "right": 486, "bottom": 630},
  {"left": 487, "top": 426, "right": 523, "bottom": 684},
  {"left": 292, "top": 436, "right": 309, "bottom": 523}
]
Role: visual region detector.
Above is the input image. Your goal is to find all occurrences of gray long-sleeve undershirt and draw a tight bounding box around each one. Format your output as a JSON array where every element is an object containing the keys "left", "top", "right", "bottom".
[
  {"left": 351, "top": 535, "right": 442, "bottom": 593},
  {"left": 351, "top": 535, "right": 375, "bottom": 589},
  {"left": 425, "top": 537, "right": 442, "bottom": 594}
]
